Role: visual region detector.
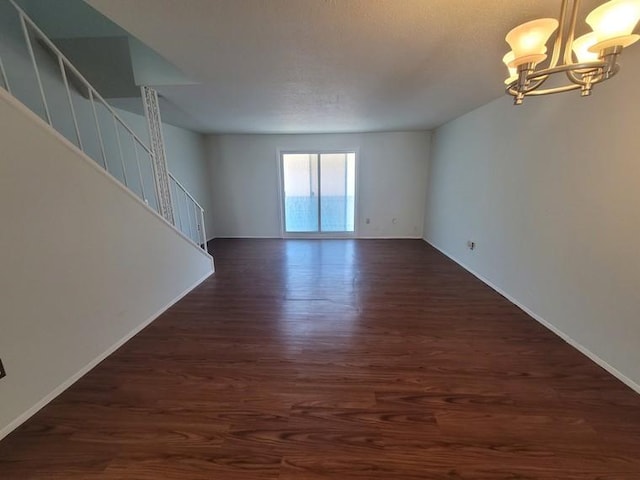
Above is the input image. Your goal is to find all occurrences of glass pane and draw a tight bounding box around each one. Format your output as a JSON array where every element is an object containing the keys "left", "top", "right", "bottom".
[
  {"left": 283, "top": 153, "right": 319, "bottom": 232},
  {"left": 320, "top": 153, "right": 355, "bottom": 232}
]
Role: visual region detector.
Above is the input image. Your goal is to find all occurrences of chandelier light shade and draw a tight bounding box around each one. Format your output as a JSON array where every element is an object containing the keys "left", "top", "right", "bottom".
[
  {"left": 572, "top": 33, "right": 600, "bottom": 62},
  {"left": 505, "top": 19, "right": 558, "bottom": 67},
  {"left": 502, "top": 52, "right": 518, "bottom": 84},
  {"left": 503, "top": 0, "right": 640, "bottom": 104},
  {"left": 586, "top": 0, "right": 640, "bottom": 46}
]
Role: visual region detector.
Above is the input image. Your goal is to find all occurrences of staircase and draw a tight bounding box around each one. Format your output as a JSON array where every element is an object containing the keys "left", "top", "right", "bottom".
[
  {"left": 0, "top": 0, "right": 208, "bottom": 251},
  {"left": 0, "top": 0, "right": 215, "bottom": 441}
]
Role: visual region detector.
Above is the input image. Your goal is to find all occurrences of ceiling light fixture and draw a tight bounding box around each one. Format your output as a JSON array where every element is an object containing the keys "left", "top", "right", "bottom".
[{"left": 503, "top": 0, "right": 640, "bottom": 104}]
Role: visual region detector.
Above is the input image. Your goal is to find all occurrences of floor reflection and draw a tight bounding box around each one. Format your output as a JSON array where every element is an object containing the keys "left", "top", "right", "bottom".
[{"left": 277, "top": 240, "right": 360, "bottom": 348}]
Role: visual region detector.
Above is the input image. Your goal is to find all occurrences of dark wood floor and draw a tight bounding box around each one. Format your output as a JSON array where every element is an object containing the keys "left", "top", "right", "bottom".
[{"left": 1, "top": 239, "right": 639, "bottom": 479}]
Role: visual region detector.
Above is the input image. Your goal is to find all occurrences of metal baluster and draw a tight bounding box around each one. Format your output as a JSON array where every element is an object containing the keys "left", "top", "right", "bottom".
[
  {"left": 58, "top": 57, "right": 83, "bottom": 150},
  {"left": 190, "top": 196, "right": 198, "bottom": 243},
  {"left": 199, "top": 208, "right": 208, "bottom": 252},
  {"left": 193, "top": 202, "right": 199, "bottom": 244},
  {"left": 173, "top": 180, "right": 184, "bottom": 234},
  {"left": 191, "top": 199, "right": 198, "bottom": 244},
  {"left": 18, "top": 13, "right": 51, "bottom": 125},
  {"left": 89, "top": 89, "right": 108, "bottom": 171},
  {"left": 149, "top": 152, "right": 162, "bottom": 213},
  {"left": 114, "top": 118, "right": 129, "bottom": 187},
  {"left": 185, "top": 190, "right": 194, "bottom": 242},
  {"left": 0, "top": 56, "right": 11, "bottom": 94},
  {"left": 193, "top": 203, "right": 202, "bottom": 247},
  {"left": 132, "top": 137, "right": 147, "bottom": 203}
]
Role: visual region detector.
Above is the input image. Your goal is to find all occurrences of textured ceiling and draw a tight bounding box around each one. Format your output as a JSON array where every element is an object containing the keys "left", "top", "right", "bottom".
[{"left": 86, "top": 0, "right": 602, "bottom": 134}]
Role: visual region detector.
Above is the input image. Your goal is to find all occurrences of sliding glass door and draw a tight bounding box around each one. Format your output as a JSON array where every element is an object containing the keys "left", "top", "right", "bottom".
[{"left": 282, "top": 152, "right": 356, "bottom": 234}]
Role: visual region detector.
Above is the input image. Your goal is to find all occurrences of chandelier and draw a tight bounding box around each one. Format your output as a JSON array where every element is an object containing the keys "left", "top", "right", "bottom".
[{"left": 503, "top": 0, "right": 640, "bottom": 104}]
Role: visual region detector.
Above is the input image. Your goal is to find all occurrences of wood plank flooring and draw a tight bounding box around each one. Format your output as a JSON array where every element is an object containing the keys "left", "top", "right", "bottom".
[{"left": 1, "top": 239, "right": 639, "bottom": 479}]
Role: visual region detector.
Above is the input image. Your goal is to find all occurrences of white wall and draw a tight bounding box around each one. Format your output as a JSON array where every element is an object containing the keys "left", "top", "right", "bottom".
[
  {"left": 424, "top": 47, "right": 640, "bottom": 391},
  {"left": 0, "top": 90, "right": 214, "bottom": 439},
  {"left": 207, "top": 132, "right": 431, "bottom": 238}
]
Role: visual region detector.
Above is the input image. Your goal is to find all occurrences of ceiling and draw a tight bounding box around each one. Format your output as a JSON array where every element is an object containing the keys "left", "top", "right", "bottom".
[{"left": 85, "top": 0, "right": 602, "bottom": 134}]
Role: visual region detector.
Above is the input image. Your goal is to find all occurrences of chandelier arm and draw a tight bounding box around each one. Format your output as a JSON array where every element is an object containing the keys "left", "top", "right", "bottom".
[
  {"left": 505, "top": 61, "right": 612, "bottom": 98},
  {"left": 505, "top": 74, "right": 551, "bottom": 95},
  {"left": 563, "top": 61, "right": 620, "bottom": 90},
  {"left": 563, "top": 0, "right": 581, "bottom": 66},
  {"left": 521, "top": 74, "right": 551, "bottom": 93},
  {"left": 564, "top": 61, "right": 619, "bottom": 87},
  {"left": 549, "top": 0, "right": 570, "bottom": 69},
  {"left": 565, "top": 69, "right": 599, "bottom": 86},
  {"left": 594, "top": 62, "right": 620, "bottom": 82},
  {"left": 528, "top": 61, "right": 607, "bottom": 80},
  {"left": 510, "top": 84, "right": 583, "bottom": 96}
]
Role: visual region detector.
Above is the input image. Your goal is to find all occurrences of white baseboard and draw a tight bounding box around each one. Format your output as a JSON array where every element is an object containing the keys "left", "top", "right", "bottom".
[
  {"left": 357, "top": 236, "right": 423, "bottom": 239},
  {"left": 215, "top": 235, "right": 280, "bottom": 239},
  {"left": 212, "top": 235, "right": 424, "bottom": 240},
  {"left": 423, "top": 238, "right": 640, "bottom": 395},
  {"left": 0, "top": 269, "right": 213, "bottom": 441}
]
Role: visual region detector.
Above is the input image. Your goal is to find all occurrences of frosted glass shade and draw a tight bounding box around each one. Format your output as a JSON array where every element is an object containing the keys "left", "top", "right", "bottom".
[
  {"left": 586, "top": 0, "right": 640, "bottom": 42},
  {"left": 572, "top": 33, "right": 600, "bottom": 62},
  {"left": 503, "top": 52, "right": 518, "bottom": 85},
  {"left": 506, "top": 18, "right": 559, "bottom": 67},
  {"left": 502, "top": 52, "right": 518, "bottom": 78}
]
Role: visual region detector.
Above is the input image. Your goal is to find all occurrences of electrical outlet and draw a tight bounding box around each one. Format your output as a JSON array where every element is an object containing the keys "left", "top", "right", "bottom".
[
  {"left": 467, "top": 240, "right": 476, "bottom": 250},
  {"left": 0, "top": 358, "right": 6, "bottom": 379}
]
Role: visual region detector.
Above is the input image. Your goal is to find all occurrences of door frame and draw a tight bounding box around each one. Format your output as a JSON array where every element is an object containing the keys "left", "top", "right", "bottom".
[{"left": 277, "top": 148, "right": 359, "bottom": 239}]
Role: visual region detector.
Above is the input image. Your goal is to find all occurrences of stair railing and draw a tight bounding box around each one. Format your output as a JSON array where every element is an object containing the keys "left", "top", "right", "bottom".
[
  {"left": 169, "top": 172, "right": 208, "bottom": 249},
  {"left": 0, "top": 0, "right": 208, "bottom": 253}
]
